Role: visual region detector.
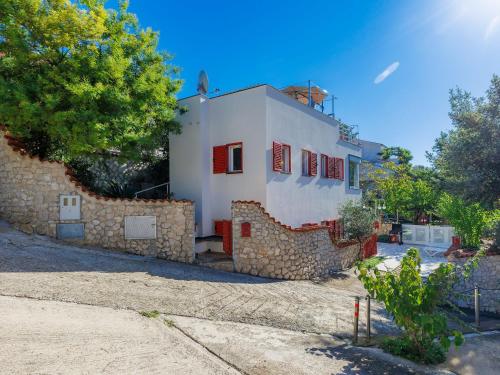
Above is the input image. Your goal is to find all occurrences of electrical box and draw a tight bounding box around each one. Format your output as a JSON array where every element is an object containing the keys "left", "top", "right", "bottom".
[
  {"left": 124, "top": 216, "right": 157, "bottom": 240},
  {"left": 59, "top": 195, "right": 81, "bottom": 221}
]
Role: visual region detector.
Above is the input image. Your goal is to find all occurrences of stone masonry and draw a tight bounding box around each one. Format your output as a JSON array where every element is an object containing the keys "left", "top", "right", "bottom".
[
  {"left": 449, "top": 255, "right": 500, "bottom": 314},
  {"left": 232, "top": 201, "right": 363, "bottom": 280},
  {"left": 0, "top": 130, "right": 195, "bottom": 263}
]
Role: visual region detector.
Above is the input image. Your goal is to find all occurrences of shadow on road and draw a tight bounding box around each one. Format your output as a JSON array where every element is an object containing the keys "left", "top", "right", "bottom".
[
  {"left": 0, "top": 222, "right": 282, "bottom": 285},
  {"left": 306, "top": 344, "right": 414, "bottom": 375}
]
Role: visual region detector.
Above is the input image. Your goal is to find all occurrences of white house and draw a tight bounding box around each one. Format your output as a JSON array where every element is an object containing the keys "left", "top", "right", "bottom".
[{"left": 170, "top": 84, "right": 362, "bottom": 239}]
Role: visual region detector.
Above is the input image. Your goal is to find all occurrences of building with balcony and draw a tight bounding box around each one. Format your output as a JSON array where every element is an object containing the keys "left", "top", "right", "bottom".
[{"left": 170, "top": 84, "right": 362, "bottom": 239}]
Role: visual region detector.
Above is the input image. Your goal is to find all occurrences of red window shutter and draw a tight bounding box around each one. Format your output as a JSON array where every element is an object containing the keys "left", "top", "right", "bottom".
[
  {"left": 213, "top": 145, "right": 227, "bottom": 174},
  {"left": 337, "top": 158, "right": 344, "bottom": 180},
  {"left": 310, "top": 152, "right": 317, "bottom": 176},
  {"left": 327, "top": 156, "right": 335, "bottom": 178},
  {"left": 273, "top": 142, "right": 282, "bottom": 171}
]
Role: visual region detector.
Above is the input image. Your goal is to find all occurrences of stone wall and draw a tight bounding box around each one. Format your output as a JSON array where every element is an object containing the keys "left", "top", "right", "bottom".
[
  {"left": 448, "top": 255, "right": 500, "bottom": 314},
  {"left": 0, "top": 131, "right": 195, "bottom": 263},
  {"left": 232, "top": 201, "right": 362, "bottom": 280}
]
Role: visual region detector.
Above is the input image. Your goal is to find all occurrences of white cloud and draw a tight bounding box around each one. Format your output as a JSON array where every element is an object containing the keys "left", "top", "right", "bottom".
[
  {"left": 374, "top": 62, "right": 400, "bottom": 84},
  {"left": 484, "top": 16, "right": 499, "bottom": 40}
]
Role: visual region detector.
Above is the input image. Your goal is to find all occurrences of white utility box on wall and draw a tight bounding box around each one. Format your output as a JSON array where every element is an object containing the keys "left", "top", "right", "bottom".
[
  {"left": 59, "top": 195, "right": 81, "bottom": 221},
  {"left": 124, "top": 216, "right": 157, "bottom": 240}
]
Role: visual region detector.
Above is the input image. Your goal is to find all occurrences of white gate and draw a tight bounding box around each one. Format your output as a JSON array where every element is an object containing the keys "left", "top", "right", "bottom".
[{"left": 402, "top": 224, "right": 454, "bottom": 248}]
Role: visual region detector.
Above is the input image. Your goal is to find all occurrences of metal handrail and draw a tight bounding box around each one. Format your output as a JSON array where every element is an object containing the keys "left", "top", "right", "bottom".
[{"left": 134, "top": 182, "right": 170, "bottom": 199}]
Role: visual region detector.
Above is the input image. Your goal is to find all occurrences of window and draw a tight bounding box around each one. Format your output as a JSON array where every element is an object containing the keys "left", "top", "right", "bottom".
[
  {"left": 228, "top": 143, "right": 242, "bottom": 173},
  {"left": 320, "top": 154, "right": 328, "bottom": 178},
  {"left": 302, "top": 150, "right": 311, "bottom": 176},
  {"left": 281, "top": 144, "right": 291, "bottom": 173},
  {"left": 348, "top": 155, "right": 361, "bottom": 189},
  {"left": 213, "top": 142, "right": 243, "bottom": 174},
  {"left": 273, "top": 141, "right": 291, "bottom": 173}
]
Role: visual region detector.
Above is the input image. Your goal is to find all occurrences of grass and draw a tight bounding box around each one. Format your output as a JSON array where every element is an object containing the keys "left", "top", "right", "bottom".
[
  {"left": 163, "top": 318, "right": 175, "bottom": 327},
  {"left": 140, "top": 310, "right": 160, "bottom": 318}
]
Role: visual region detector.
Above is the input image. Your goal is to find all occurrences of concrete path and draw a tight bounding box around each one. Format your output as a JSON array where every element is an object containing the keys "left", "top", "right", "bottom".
[
  {"left": 0, "top": 221, "right": 396, "bottom": 337},
  {"left": 439, "top": 332, "right": 500, "bottom": 375},
  {"left": 0, "top": 295, "right": 238, "bottom": 375},
  {"left": 170, "top": 315, "right": 419, "bottom": 375}
]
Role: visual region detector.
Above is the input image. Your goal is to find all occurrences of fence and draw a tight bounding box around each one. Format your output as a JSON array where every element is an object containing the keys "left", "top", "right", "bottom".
[{"left": 402, "top": 224, "right": 455, "bottom": 248}]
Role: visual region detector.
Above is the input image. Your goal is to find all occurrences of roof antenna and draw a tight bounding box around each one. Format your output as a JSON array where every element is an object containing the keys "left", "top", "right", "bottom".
[{"left": 197, "top": 70, "right": 209, "bottom": 95}]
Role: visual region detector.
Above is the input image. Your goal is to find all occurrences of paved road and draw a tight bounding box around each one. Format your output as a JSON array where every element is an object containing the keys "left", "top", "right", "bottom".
[
  {"left": 0, "top": 221, "right": 395, "bottom": 337},
  {"left": 0, "top": 295, "right": 238, "bottom": 375}
]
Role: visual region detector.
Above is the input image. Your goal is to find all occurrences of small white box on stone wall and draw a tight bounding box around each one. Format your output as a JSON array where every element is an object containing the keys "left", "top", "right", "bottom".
[
  {"left": 124, "top": 216, "right": 157, "bottom": 240},
  {"left": 59, "top": 195, "right": 81, "bottom": 221}
]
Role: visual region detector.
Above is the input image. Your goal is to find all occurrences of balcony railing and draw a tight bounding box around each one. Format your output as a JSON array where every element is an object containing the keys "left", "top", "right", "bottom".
[{"left": 339, "top": 123, "right": 359, "bottom": 145}]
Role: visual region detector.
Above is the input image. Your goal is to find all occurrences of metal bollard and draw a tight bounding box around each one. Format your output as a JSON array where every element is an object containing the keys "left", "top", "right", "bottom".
[
  {"left": 366, "top": 295, "right": 371, "bottom": 342},
  {"left": 474, "top": 285, "right": 480, "bottom": 328},
  {"left": 353, "top": 296, "right": 360, "bottom": 344}
]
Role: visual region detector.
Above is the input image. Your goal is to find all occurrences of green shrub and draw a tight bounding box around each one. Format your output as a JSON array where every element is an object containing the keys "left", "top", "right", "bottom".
[
  {"left": 357, "top": 248, "right": 464, "bottom": 364},
  {"left": 381, "top": 336, "right": 445, "bottom": 365},
  {"left": 437, "top": 193, "right": 489, "bottom": 249},
  {"left": 340, "top": 200, "right": 377, "bottom": 258}
]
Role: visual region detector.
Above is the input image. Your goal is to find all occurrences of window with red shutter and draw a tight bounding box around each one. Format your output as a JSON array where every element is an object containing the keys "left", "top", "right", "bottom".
[
  {"left": 320, "top": 154, "right": 328, "bottom": 178},
  {"left": 282, "top": 144, "right": 291, "bottom": 173},
  {"left": 337, "top": 158, "right": 345, "bottom": 180},
  {"left": 302, "top": 150, "right": 311, "bottom": 176},
  {"left": 310, "top": 152, "right": 317, "bottom": 176},
  {"left": 213, "top": 145, "right": 228, "bottom": 174},
  {"left": 327, "top": 156, "right": 335, "bottom": 178},
  {"left": 273, "top": 142, "right": 282, "bottom": 172}
]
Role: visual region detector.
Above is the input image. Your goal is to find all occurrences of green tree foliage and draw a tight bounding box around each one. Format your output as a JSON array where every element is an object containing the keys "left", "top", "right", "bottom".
[
  {"left": 379, "top": 146, "right": 413, "bottom": 166},
  {"left": 339, "top": 200, "right": 377, "bottom": 258},
  {"left": 357, "top": 248, "right": 464, "bottom": 364},
  {"left": 369, "top": 163, "right": 439, "bottom": 223},
  {"left": 437, "top": 193, "right": 490, "bottom": 249},
  {"left": 428, "top": 75, "right": 500, "bottom": 209},
  {"left": 0, "top": 0, "right": 181, "bottom": 161}
]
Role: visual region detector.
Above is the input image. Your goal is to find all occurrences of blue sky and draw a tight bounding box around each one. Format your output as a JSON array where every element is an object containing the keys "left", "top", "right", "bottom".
[{"left": 126, "top": 0, "right": 500, "bottom": 165}]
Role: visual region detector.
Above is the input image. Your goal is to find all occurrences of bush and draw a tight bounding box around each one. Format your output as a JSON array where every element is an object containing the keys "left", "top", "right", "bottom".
[
  {"left": 437, "top": 193, "right": 489, "bottom": 249},
  {"left": 381, "top": 336, "right": 445, "bottom": 365},
  {"left": 357, "top": 248, "right": 464, "bottom": 364},
  {"left": 339, "top": 200, "right": 377, "bottom": 258}
]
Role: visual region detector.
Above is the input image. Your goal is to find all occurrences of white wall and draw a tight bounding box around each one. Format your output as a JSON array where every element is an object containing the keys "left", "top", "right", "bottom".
[
  {"left": 265, "top": 86, "right": 362, "bottom": 228},
  {"left": 207, "top": 86, "right": 268, "bottom": 229},
  {"left": 170, "top": 95, "right": 211, "bottom": 236},
  {"left": 172, "top": 85, "right": 362, "bottom": 236}
]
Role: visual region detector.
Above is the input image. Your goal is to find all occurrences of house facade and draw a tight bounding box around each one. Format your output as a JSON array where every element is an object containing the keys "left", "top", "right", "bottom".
[{"left": 170, "top": 84, "right": 362, "bottom": 238}]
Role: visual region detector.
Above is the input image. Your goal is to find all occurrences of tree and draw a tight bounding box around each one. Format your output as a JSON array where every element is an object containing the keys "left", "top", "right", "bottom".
[
  {"left": 0, "top": 0, "right": 181, "bottom": 161},
  {"left": 437, "top": 193, "right": 490, "bottom": 249},
  {"left": 339, "top": 200, "right": 377, "bottom": 258},
  {"left": 380, "top": 146, "right": 413, "bottom": 166},
  {"left": 369, "top": 161, "right": 440, "bottom": 223},
  {"left": 428, "top": 75, "right": 500, "bottom": 209},
  {"left": 357, "top": 248, "right": 464, "bottom": 364}
]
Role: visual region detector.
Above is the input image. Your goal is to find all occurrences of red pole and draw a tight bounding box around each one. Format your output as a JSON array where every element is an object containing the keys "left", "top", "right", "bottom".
[{"left": 353, "top": 296, "right": 360, "bottom": 343}]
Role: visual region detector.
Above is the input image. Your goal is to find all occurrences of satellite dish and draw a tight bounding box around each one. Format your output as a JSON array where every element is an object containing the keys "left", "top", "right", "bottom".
[{"left": 197, "top": 70, "right": 209, "bottom": 95}]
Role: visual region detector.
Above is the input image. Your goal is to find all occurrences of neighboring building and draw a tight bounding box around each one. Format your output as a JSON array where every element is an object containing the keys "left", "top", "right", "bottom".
[
  {"left": 359, "top": 139, "right": 386, "bottom": 165},
  {"left": 170, "top": 84, "right": 362, "bottom": 238}
]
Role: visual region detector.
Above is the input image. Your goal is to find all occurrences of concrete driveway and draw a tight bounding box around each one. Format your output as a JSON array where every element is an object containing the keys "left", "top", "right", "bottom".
[
  {"left": 0, "top": 221, "right": 395, "bottom": 337},
  {"left": 2, "top": 221, "right": 473, "bottom": 374},
  {"left": 0, "top": 295, "right": 238, "bottom": 375}
]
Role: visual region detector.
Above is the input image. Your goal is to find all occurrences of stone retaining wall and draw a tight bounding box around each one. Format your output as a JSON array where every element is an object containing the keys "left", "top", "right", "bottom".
[
  {"left": 448, "top": 255, "right": 500, "bottom": 314},
  {"left": 0, "top": 131, "right": 195, "bottom": 263},
  {"left": 232, "top": 201, "right": 362, "bottom": 280}
]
